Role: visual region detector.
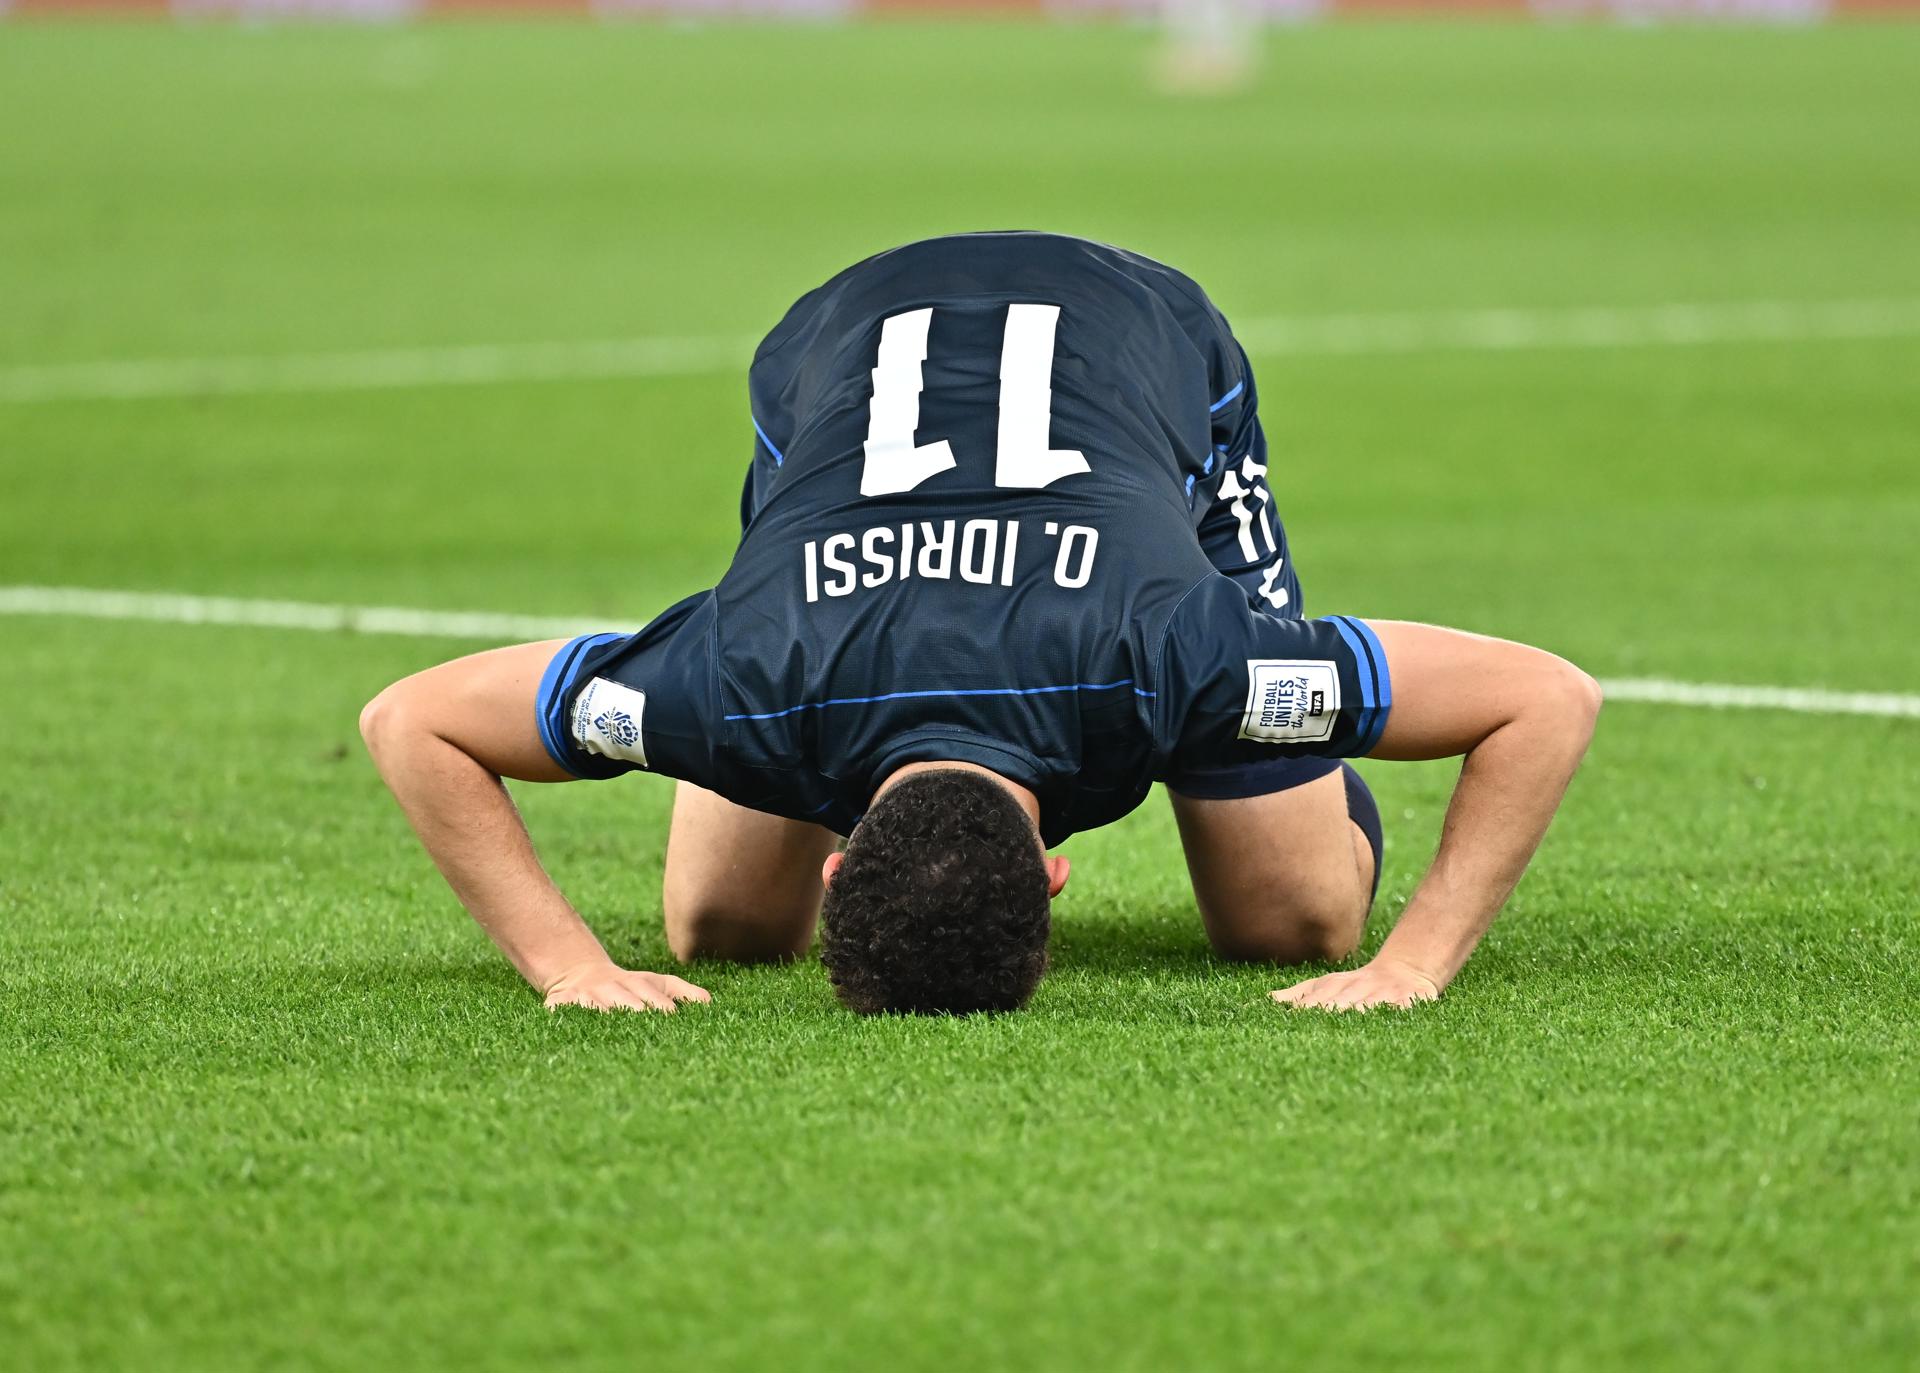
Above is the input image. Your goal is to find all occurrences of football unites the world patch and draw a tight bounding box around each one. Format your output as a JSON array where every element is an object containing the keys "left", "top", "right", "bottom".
[
  {"left": 1237, "top": 659, "right": 1340, "bottom": 744},
  {"left": 570, "top": 677, "right": 650, "bottom": 766}
]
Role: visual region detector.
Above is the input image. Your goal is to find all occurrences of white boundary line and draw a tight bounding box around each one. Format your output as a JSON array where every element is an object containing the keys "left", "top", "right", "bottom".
[
  {"left": 1597, "top": 677, "right": 1920, "bottom": 720},
  {"left": 1229, "top": 298, "right": 1920, "bottom": 356},
  {"left": 3, "top": 298, "right": 1918, "bottom": 405},
  {"left": 0, "top": 584, "right": 623, "bottom": 643},
  {"left": 4, "top": 585, "right": 1915, "bottom": 721},
  {"left": 0, "top": 334, "right": 755, "bottom": 405}
]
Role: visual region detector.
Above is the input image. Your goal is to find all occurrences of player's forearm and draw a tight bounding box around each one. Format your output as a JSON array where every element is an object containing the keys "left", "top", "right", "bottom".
[
  {"left": 1376, "top": 678, "right": 1600, "bottom": 988},
  {"left": 362, "top": 713, "right": 610, "bottom": 993}
]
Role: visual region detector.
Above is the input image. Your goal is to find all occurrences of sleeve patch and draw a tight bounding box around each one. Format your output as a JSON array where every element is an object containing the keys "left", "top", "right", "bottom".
[
  {"left": 1238, "top": 660, "right": 1340, "bottom": 744},
  {"left": 570, "top": 677, "right": 650, "bottom": 768}
]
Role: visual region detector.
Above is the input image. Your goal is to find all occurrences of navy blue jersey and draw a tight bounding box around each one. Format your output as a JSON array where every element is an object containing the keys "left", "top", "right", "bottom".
[{"left": 537, "top": 233, "right": 1390, "bottom": 846}]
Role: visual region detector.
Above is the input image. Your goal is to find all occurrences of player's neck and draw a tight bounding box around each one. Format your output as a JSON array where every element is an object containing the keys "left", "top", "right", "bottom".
[{"left": 873, "top": 760, "right": 1041, "bottom": 833}]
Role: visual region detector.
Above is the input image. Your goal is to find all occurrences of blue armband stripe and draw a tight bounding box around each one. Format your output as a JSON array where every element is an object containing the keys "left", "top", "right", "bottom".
[
  {"left": 1346, "top": 617, "right": 1391, "bottom": 707},
  {"left": 1330, "top": 615, "right": 1392, "bottom": 753},
  {"left": 1326, "top": 616, "right": 1381, "bottom": 752},
  {"left": 1355, "top": 617, "right": 1394, "bottom": 753},
  {"left": 1328, "top": 617, "right": 1378, "bottom": 709},
  {"left": 1352, "top": 616, "right": 1392, "bottom": 753},
  {"left": 535, "top": 633, "right": 624, "bottom": 775}
]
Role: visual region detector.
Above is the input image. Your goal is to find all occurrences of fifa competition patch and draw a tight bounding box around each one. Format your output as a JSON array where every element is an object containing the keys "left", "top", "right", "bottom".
[
  {"left": 1237, "top": 660, "right": 1340, "bottom": 744},
  {"left": 570, "top": 677, "right": 649, "bottom": 767}
]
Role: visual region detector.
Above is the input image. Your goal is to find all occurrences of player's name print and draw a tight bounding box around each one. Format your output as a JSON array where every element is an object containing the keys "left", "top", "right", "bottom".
[{"left": 802, "top": 518, "right": 1099, "bottom": 603}]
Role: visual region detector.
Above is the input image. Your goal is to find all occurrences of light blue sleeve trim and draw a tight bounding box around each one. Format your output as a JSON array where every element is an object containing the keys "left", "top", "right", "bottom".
[
  {"left": 534, "top": 633, "right": 625, "bottom": 775},
  {"left": 1347, "top": 617, "right": 1392, "bottom": 709},
  {"left": 1328, "top": 615, "right": 1392, "bottom": 754},
  {"left": 1208, "top": 380, "right": 1245, "bottom": 414},
  {"left": 724, "top": 678, "right": 1139, "bottom": 722},
  {"left": 751, "top": 416, "right": 786, "bottom": 467},
  {"left": 1352, "top": 616, "right": 1393, "bottom": 753},
  {"left": 1327, "top": 617, "right": 1378, "bottom": 710}
]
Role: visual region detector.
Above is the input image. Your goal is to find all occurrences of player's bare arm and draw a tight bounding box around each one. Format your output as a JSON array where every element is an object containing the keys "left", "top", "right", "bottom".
[
  {"left": 1271, "top": 621, "right": 1601, "bottom": 1013},
  {"left": 359, "top": 640, "right": 710, "bottom": 1014}
]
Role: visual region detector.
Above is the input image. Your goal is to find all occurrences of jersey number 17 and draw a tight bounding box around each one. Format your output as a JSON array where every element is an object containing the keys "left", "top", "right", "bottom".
[{"left": 861, "top": 304, "right": 1091, "bottom": 497}]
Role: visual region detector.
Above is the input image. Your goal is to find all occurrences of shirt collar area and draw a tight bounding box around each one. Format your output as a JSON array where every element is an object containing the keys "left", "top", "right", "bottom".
[
  {"left": 862, "top": 732, "right": 1091, "bottom": 846},
  {"left": 866, "top": 730, "right": 1048, "bottom": 798}
]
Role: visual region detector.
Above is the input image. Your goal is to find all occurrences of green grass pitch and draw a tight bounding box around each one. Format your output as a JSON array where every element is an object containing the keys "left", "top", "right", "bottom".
[{"left": 2, "top": 19, "right": 1918, "bottom": 1370}]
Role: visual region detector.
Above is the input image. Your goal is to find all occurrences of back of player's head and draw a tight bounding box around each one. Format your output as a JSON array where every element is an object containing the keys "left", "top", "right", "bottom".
[{"left": 819, "top": 768, "right": 1051, "bottom": 1015}]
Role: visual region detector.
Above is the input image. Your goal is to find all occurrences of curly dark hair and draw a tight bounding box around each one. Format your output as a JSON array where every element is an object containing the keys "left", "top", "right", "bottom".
[{"left": 819, "top": 768, "right": 1052, "bottom": 1015}]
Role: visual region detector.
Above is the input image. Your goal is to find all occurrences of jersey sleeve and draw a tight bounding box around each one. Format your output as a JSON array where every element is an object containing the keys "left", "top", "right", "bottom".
[
  {"left": 1155, "top": 575, "right": 1392, "bottom": 774},
  {"left": 533, "top": 591, "right": 719, "bottom": 783},
  {"left": 1191, "top": 331, "right": 1299, "bottom": 609}
]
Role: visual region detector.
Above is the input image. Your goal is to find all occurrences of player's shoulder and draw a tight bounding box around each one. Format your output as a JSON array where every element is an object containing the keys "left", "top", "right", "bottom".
[
  {"left": 533, "top": 590, "right": 720, "bottom": 781},
  {"left": 822, "top": 230, "right": 1140, "bottom": 282},
  {"left": 904, "top": 232, "right": 1223, "bottom": 312}
]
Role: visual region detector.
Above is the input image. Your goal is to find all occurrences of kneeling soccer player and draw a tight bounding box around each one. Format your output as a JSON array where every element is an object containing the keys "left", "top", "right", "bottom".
[{"left": 361, "top": 232, "right": 1601, "bottom": 1016}]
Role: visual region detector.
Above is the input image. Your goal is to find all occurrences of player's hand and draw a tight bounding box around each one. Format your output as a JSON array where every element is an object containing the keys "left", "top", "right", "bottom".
[
  {"left": 543, "top": 961, "right": 711, "bottom": 1014},
  {"left": 1271, "top": 957, "right": 1441, "bottom": 1013}
]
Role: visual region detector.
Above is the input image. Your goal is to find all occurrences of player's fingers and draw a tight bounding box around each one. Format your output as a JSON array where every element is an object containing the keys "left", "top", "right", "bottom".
[
  {"left": 547, "top": 988, "right": 610, "bottom": 1013},
  {"left": 654, "top": 975, "right": 711, "bottom": 1004},
  {"left": 630, "top": 985, "right": 680, "bottom": 1014},
  {"left": 1271, "top": 977, "right": 1324, "bottom": 1005},
  {"left": 1370, "top": 979, "right": 1432, "bottom": 1010},
  {"left": 603, "top": 982, "right": 674, "bottom": 1014}
]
